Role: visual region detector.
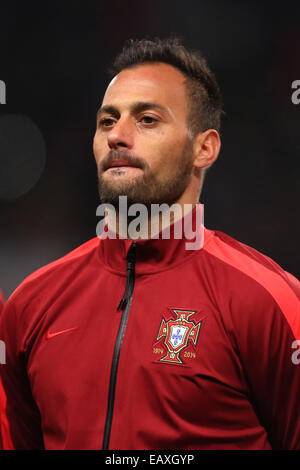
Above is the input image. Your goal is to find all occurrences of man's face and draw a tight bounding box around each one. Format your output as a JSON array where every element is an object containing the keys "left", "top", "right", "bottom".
[{"left": 93, "top": 62, "right": 195, "bottom": 209}]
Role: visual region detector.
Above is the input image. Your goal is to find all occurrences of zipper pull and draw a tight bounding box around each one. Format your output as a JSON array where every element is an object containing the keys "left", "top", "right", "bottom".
[{"left": 117, "top": 242, "right": 137, "bottom": 311}]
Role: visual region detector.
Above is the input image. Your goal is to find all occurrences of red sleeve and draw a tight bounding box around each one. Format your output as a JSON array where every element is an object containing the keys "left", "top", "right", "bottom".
[
  {"left": 0, "top": 291, "right": 4, "bottom": 315},
  {"left": 0, "top": 297, "right": 44, "bottom": 449},
  {"left": 226, "top": 276, "right": 300, "bottom": 450},
  {"left": 204, "top": 232, "right": 300, "bottom": 449}
]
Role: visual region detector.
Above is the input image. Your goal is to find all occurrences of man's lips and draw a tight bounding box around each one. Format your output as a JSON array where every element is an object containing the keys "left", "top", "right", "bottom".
[{"left": 106, "top": 160, "right": 140, "bottom": 169}]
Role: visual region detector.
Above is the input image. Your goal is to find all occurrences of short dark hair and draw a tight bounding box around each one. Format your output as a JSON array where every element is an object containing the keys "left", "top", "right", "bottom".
[{"left": 109, "top": 36, "right": 223, "bottom": 137}]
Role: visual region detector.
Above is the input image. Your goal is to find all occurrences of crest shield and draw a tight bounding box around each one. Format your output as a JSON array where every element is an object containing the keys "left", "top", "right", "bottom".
[{"left": 156, "top": 309, "right": 202, "bottom": 364}]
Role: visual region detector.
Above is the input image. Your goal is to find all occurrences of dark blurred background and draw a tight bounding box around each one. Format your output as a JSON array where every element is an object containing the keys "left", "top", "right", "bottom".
[{"left": 0, "top": 0, "right": 299, "bottom": 299}]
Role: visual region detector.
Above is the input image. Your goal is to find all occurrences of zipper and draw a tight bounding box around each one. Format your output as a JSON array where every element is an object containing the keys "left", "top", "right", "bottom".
[{"left": 102, "top": 241, "right": 137, "bottom": 450}]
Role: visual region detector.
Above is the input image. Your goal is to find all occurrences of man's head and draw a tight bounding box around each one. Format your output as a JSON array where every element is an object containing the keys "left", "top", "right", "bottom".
[{"left": 93, "top": 37, "right": 222, "bottom": 210}]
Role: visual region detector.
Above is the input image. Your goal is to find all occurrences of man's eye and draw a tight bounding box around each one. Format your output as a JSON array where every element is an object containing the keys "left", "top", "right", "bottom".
[
  {"left": 140, "top": 116, "right": 158, "bottom": 124},
  {"left": 99, "top": 118, "right": 115, "bottom": 128}
]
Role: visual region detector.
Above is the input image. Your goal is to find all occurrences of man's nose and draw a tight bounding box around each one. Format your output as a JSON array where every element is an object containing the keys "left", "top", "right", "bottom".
[{"left": 107, "top": 118, "right": 134, "bottom": 150}]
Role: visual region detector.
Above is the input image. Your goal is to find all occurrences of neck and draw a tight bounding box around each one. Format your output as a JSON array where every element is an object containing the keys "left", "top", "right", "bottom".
[{"left": 104, "top": 194, "right": 199, "bottom": 240}]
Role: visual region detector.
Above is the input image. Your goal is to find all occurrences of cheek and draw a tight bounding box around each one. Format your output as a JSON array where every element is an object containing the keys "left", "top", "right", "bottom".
[
  {"left": 93, "top": 133, "right": 106, "bottom": 161},
  {"left": 150, "top": 133, "right": 187, "bottom": 165}
]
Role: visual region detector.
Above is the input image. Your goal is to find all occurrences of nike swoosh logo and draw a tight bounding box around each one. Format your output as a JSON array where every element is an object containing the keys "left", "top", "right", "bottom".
[{"left": 46, "top": 327, "right": 78, "bottom": 340}]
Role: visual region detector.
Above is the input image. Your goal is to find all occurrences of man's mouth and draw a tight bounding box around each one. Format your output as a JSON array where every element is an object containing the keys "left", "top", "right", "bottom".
[{"left": 106, "top": 159, "right": 140, "bottom": 170}]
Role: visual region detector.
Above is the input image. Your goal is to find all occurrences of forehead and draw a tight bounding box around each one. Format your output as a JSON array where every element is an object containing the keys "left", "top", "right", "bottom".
[{"left": 102, "top": 63, "right": 188, "bottom": 118}]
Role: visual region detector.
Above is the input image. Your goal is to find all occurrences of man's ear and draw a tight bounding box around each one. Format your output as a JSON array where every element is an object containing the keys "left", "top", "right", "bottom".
[{"left": 192, "top": 129, "right": 221, "bottom": 169}]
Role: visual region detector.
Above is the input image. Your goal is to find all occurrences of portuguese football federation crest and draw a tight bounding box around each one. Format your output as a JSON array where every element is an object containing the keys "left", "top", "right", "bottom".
[{"left": 156, "top": 309, "right": 202, "bottom": 364}]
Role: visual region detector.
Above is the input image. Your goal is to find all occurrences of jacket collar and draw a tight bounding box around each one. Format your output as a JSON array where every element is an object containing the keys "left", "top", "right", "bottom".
[{"left": 98, "top": 202, "right": 213, "bottom": 276}]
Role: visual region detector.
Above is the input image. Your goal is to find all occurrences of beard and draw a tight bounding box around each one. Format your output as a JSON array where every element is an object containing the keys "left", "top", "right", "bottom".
[{"left": 97, "top": 139, "right": 194, "bottom": 211}]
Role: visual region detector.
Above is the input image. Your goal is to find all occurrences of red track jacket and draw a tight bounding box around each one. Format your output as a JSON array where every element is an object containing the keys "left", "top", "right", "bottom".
[
  {"left": 0, "top": 292, "right": 4, "bottom": 315},
  {"left": 0, "top": 207, "right": 300, "bottom": 450}
]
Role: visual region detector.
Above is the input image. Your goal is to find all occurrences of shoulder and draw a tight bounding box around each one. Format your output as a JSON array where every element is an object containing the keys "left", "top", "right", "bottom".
[
  {"left": 0, "top": 238, "right": 101, "bottom": 352},
  {"left": 203, "top": 229, "right": 299, "bottom": 296},
  {"left": 6, "top": 237, "right": 100, "bottom": 307},
  {"left": 202, "top": 229, "right": 300, "bottom": 337}
]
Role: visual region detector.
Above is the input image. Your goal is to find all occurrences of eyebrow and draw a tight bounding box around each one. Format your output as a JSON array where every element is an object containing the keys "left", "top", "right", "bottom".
[{"left": 96, "top": 101, "right": 169, "bottom": 120}]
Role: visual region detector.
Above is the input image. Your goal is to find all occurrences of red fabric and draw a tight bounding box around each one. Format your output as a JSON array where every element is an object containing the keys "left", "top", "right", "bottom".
[
  {"left": 0, "top": 377, "right": 14, "bottom": 449},
  {"left": 0, "top": 291, "right": 4, "bottom": 316},
  {"left": 0, "top": 209, "right": 299, "bottom": 449}
]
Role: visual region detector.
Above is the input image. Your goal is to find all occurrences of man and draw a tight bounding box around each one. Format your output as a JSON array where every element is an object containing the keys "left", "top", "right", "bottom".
[{"left": 0, "top": 37, "right": 299, "bottom": 450}]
